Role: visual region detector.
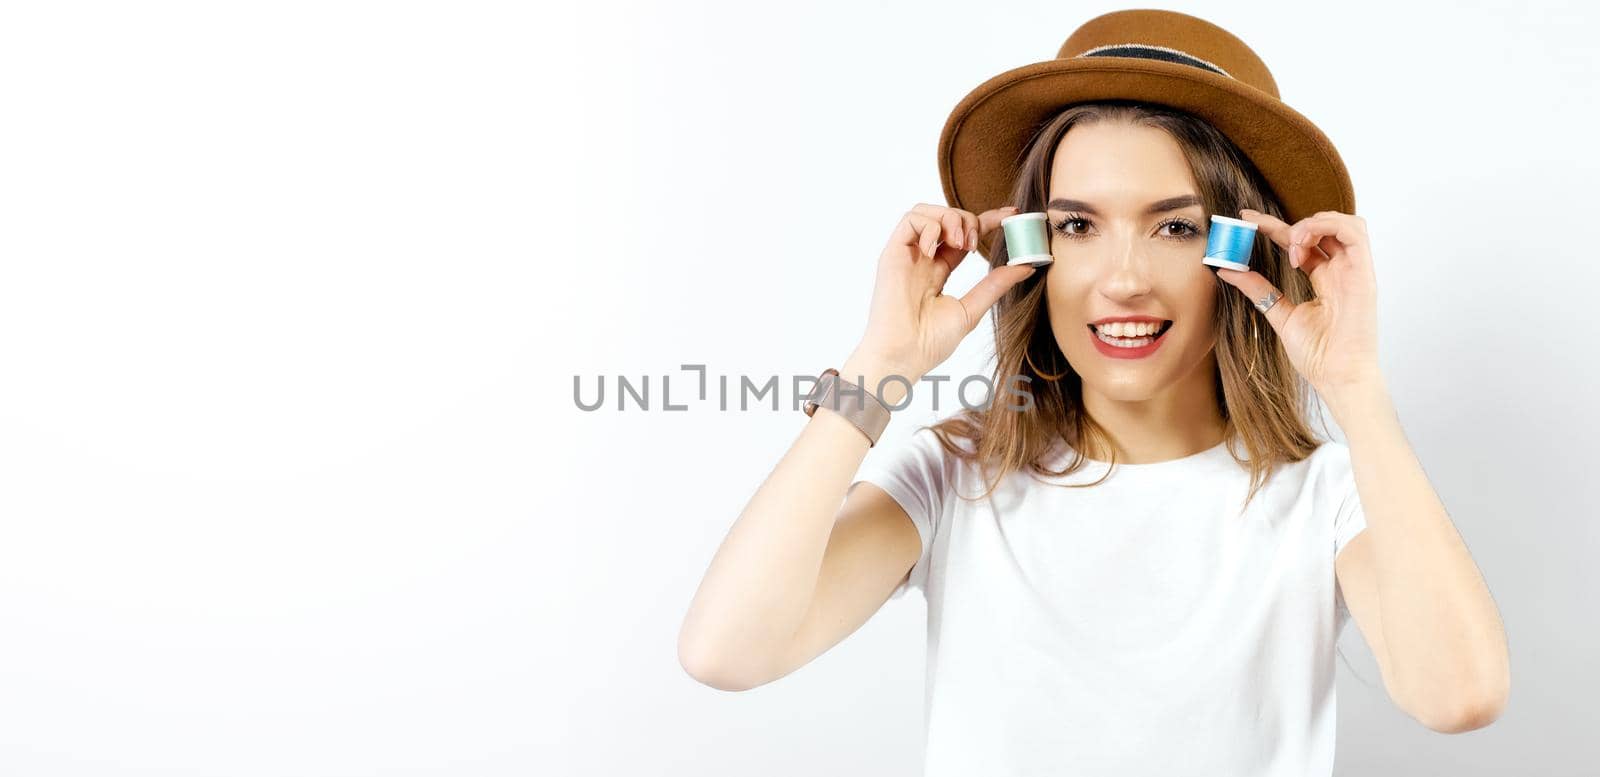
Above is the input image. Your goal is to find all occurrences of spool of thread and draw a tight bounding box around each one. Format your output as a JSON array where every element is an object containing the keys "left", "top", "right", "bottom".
[
  {"left": 1001, "top": 212, "right": 1053, "bottom": 267},
  {"left": 1201, "top": 215, "right": 1258, "bottom": 271}
]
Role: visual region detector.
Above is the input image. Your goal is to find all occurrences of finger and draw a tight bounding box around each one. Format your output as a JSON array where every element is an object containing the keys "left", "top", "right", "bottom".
[
  {"left": 930, "top": 231, "right": 975, "bottom": 278},
  {"left": 909, "top": 203, "right": 968, "bottom": 254},
  {"left": 1289, "top": 215, "right": 1348, "bottom": 262},
  {"left": 1237, "top": 207, "right": 1319, "bottom": 271},
  {"left": 957, "top": 263, "right": 1036, "bottom": 331},
  {"left": 1296, "top": 241, "right": 1333, "bottom": 277},
  {"left": 1214, "top": 268, "right": 1295, "bottom": 335},
  {"left": 918, "top": 220, "right": 941, "bottom": 261},
  {"left": 908, "top": 216, "right": 976, "bottom": 278},
  {"left": 1288, "top": 213, "right": 1369, "bottom": 270},
  {"left": 931, "top": 210, "right": 985, "bottom": 274},
  {"left": 1240, "top": 209, "right": 1353, "bottom": 279},
  {"left": 890, "top": 210, "right": 938, "bottom": 257},
  {"left": 901, "top": 203, "right": 1018, "bottom": 267},
  {"left": 891, "top": 210, "right": 953, "bottom": 260},
  {"left": 889, "top": 211, "right": 966, "bottom": 286},
  {"left": 1238, "top": 208, "right": 1292, "bottom": 250},
  {"left": 962, "top": 210, "right": 981, "bottom": 250},
  {"left": 943, "top": 210, "right": 965, "bottom": 251},
  {"left": 973, "top": 205, "right": 1021, "bottom": 254},
  {"left": 929, "top": 206, "right": 1005, "bottom": 276},
  {"left": 1244, "top": 209, "right": 1359, "bottom": 270},
  {"left": 928, "top": 236, "right": 971, "bottom": 287}
]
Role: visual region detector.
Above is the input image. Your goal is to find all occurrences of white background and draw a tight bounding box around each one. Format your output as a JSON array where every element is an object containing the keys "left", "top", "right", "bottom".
[{"left": 1, "top": 1, "right": 1596, "bottom": 775}]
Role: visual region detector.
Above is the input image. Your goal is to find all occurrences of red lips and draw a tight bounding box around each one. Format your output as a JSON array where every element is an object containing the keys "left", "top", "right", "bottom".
[{"left": 1088, "top": 320, "right": 1171, "bottom": 359}]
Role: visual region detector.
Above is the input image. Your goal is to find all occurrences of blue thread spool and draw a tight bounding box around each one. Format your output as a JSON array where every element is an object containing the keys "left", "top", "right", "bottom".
[
  {"left": 1001, "top": 212, "right": 1053, "bottom": 267},
  {"left": 1201, "top": 214, "right": 1258, "bottom": 271}
]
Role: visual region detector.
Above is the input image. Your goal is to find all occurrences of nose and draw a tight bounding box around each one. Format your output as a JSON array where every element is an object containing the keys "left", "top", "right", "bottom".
[{"left": 1095, "top": 235, "right": 1154, "bottom": 301}]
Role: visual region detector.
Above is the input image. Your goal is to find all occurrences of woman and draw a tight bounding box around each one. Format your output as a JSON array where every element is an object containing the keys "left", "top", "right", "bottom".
[{"left": 678, "top": 9, "right": 1509, "bottom": 775}]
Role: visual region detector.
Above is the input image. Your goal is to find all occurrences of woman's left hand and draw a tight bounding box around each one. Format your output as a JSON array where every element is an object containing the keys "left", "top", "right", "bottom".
[{"left": 1216, "top": 209, "right": 1384, "bottom": 398}]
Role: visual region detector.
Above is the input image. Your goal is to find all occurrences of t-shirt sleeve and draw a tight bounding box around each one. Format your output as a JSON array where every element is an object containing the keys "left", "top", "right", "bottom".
[
  {"left": 1331, "top": 442, "right": 1369, "bottom": 558},
  {"left": 1327, "top": 441, "right": 1369, "bottom": 623},
  {"left": 850, "top": 425, "right": 950, "bottom": 601}
]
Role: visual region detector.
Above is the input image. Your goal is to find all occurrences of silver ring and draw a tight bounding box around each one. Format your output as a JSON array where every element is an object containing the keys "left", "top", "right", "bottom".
[{"left": 1253, "top": 290, "right": 1281, "bottom": 313}]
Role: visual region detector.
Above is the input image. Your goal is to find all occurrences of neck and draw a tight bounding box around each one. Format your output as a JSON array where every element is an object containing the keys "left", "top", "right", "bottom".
[{"left": 1077, "top": 354, "right": 1227, "bottom": 464}]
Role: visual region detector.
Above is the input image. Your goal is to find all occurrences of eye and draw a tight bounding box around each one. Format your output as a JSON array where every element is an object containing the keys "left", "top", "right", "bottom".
[
  {"left": 1050, "top": 213, "right": 1093, "bottom": 240},
  {"left": 1050, "top": 214, "right": 1205, "bottom": 242},
  {"left": 1158, "top": 218, "right": 1203, "bottom": 240}
]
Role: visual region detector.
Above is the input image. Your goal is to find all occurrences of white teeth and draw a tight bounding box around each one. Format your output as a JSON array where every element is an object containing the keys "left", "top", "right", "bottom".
[
  {"left": 1098, "top": 321, "right": 1163, "bottom": 337},
  {"left": 1095, "top": 328, "right": 1156, "bottom": 348}
]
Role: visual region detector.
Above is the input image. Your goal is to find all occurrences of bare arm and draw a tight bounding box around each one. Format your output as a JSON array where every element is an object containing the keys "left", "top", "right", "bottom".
[
  {"left": 675, "top": 364, "right": 915, "bottom": 692},
  {"left": 1225, "top": 208, "right": 1510, "bottom": 733},
  {"left": 677, "top": 203, "right": 1033, "bottom": 691},
  {"left": 1332, "top": 378, "right": 1510, "bottom": 733}
]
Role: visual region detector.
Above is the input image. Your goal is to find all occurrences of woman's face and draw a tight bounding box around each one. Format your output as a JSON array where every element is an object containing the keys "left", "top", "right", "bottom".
[{"left": 1042, "top": 121, "right": 1220, "bottom": 403}]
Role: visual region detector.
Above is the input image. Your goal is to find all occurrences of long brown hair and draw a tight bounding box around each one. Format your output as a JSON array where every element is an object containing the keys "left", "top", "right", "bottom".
[{"left": 930, "top": 100, "right": 1330, "bottom": 513}]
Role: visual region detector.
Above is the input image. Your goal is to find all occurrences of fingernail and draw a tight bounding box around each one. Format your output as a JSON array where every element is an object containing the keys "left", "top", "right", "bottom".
[{"left": 1240, "top": 208, "right": 1257, "bottom": 216}]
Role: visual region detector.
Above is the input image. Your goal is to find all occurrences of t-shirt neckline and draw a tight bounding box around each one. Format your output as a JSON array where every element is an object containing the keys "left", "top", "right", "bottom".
[{"left": 1060, "top": 437, "right": 1233, "bottom": 471}]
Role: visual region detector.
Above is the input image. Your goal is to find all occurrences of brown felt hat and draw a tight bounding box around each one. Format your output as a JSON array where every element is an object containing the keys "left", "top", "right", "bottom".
[{"left": 939, "top": 8, "right": 1355, "bottom": 261}]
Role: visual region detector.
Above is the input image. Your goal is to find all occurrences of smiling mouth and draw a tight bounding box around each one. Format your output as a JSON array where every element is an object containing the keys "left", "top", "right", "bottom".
[{"left": 1087, "top": 321, "right": 1174, "bottom": 346}]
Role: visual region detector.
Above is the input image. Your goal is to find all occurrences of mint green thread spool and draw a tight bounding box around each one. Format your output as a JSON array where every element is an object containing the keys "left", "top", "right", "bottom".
[{"left": 1001, "top": 212, "right": 1053, "bottom": 267}]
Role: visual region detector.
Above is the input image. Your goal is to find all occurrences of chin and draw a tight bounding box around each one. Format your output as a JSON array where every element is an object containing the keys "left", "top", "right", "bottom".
[{"left": 1081, "top": 374, "right": 1171, "bottom": 402}]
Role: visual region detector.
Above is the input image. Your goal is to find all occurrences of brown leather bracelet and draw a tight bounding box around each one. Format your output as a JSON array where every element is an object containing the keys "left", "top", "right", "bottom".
[{"left": 803, "top": 368, "right": 893, "bottom": 447}]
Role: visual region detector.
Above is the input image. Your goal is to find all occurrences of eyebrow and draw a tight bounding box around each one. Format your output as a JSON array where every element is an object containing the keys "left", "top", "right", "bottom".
[{"left": 1046, "top": 194, "right": 1203, "bottom": 216}]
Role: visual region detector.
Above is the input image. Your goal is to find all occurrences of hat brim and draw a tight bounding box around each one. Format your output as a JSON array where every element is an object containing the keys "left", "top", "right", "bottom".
[{"left": 939, "top": 57, "right": 1355, "bottom": 263}]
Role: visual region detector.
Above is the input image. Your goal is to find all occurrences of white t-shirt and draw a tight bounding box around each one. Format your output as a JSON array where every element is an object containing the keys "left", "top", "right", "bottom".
[{"left": 853, "top": 423, "right": 1369, "bottom": 777}]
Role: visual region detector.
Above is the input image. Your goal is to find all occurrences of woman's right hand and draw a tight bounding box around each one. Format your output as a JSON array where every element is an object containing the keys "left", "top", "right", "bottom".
[{"left": 842, "top": 203, "right": 1039, "bottom": 394}]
